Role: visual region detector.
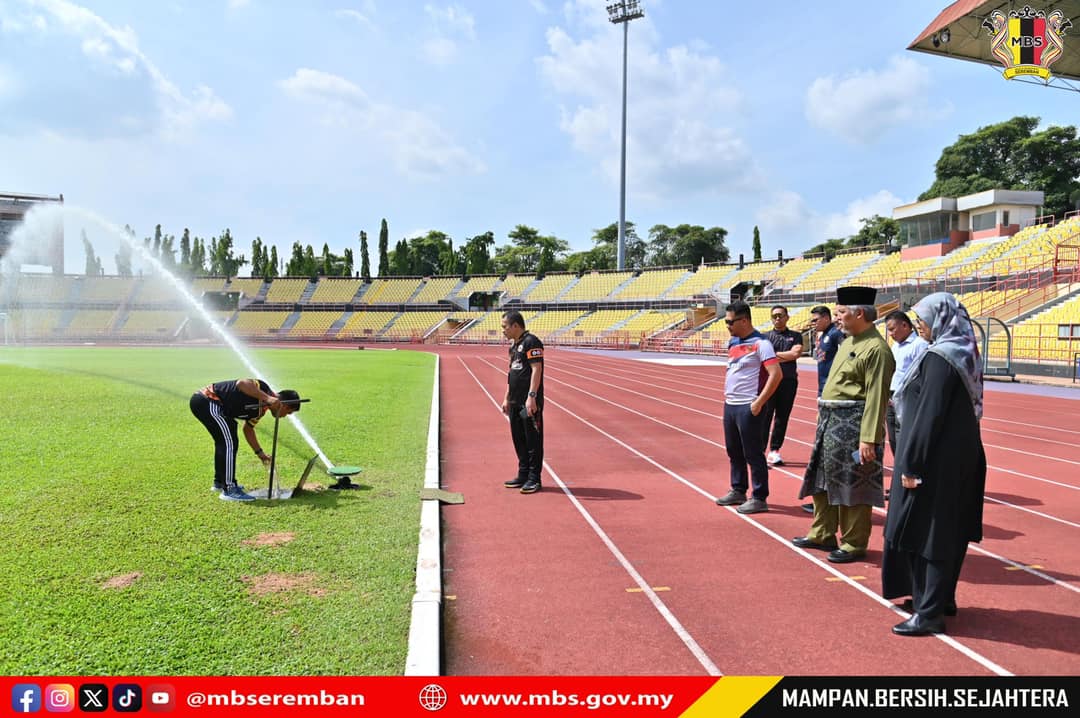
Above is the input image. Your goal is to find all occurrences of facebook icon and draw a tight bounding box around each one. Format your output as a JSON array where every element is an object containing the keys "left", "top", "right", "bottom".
[{"left": 11, "top": 684, "right": 41, "bottom": 713}]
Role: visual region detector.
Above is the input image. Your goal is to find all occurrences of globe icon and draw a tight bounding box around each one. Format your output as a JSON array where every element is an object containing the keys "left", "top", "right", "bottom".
[{"left": 418, "top": 684, "right": 448, "bottom": 712}]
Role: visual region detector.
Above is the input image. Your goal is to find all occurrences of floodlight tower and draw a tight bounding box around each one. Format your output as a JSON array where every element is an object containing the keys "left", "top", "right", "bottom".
[{"left": 607, "top": 0, "right": 643, "bottom": 271}]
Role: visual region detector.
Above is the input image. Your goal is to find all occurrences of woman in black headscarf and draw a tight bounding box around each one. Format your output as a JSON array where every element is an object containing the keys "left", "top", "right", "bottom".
[{"left": 882, "top": 292, "right": 986, "bottom": 636}]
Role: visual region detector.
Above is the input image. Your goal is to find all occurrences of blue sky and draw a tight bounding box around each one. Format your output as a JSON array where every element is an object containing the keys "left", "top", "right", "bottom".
[{"left": 2, "top": 0, "right": 1078, "bottom": 274}]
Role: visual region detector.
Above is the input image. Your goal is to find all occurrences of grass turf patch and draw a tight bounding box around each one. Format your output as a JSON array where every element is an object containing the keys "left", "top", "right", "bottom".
[{"left": 0, "top": 345, "right": 434, "bottom": 674}]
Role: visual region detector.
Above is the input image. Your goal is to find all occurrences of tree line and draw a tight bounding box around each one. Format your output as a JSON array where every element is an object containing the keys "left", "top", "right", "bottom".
[
  {"left": 85, "top": 217, "right": 738, "bottom": 280},
  {"left": 806, "top": 115, "right": 1080, "bottom": 260},
  {"left": 82, "top": 115, "right": 1080, "bottom": 278}
]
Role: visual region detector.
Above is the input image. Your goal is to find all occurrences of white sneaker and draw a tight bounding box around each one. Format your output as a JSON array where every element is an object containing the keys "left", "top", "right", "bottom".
[{"left": 767, "top": 451, "right": 783, "bottom": 466}]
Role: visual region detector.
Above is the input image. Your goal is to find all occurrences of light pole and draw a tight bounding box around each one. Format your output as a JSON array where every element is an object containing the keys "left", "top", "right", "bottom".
[{"left": 607, "top": 0, "right": 643, "bottom": 271}]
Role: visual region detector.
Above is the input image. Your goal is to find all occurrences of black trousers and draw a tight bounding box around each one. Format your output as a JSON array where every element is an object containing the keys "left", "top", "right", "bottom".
[
  {"left": 761, "top": 376, "right": 798, "bottom": 452},
  {"left": 908, "top": 546, "right": 967, "bottom": 619},
  {"left": 724, "top": 402, "right": 769, "bottom": 500},
  {"left": 190, "top": 393, "right": 241, "bottom": 489},
  {"left": 509, "top": 403, "right": 543, "bottom": 482},
  {"left": 885, "top": 396, "right": 899, "bottom": 457}
]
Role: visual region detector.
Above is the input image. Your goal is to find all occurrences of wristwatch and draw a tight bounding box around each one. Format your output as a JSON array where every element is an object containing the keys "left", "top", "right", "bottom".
[{"left": 528, "top": 391, "right": 537, "bottom": 398}]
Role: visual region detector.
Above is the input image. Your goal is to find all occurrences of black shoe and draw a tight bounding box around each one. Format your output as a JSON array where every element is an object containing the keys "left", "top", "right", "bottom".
[
  {"left": 504, "top": 476, "right": 527, "bottom": 489},
  {"left": 826, "top": 548, "right": 865, "bottom": 564},
  {"left": 520, "top": 479, "right": 541, "bottom": 494},
  {"left": 892, "top": 614, "right": 946, "bottom": 636},
  {"left": 901, "top": 598, "right": 957, "bottom": 617},
  {"left": 801, "top": 503, "right": 815, "bottom": 514},
  {"left": 792, "top": 536, "right": 838, "bottom": 552}
]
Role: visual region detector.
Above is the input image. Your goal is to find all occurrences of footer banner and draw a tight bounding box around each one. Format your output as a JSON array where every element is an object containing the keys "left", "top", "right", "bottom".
[{"left": 3, "top": 676, "right": 1076, "bottom": 716}]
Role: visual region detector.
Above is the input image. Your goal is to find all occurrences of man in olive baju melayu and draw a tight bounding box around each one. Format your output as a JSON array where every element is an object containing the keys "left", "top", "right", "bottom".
[{"left": 794, "top": 286, "right": 895, "bottom": 564}]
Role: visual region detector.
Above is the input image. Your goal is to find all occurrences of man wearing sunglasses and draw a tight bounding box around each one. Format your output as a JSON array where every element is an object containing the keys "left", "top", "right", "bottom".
[{"left": 715, "top": 301, "right": 782, "bottom": 514}]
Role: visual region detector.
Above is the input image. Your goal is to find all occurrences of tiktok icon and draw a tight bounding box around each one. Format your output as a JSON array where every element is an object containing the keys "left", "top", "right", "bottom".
[{"left": 112, "top": 685, "right": 143, "bottom": 713}]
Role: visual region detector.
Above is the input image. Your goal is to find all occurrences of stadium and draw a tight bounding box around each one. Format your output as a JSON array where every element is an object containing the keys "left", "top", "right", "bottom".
[
  {"left": 3, "top": 0, "right": 1080, "bottom": 694},
  {"left": 3, "top": 196, "right": 1080, "bottom": 378}
]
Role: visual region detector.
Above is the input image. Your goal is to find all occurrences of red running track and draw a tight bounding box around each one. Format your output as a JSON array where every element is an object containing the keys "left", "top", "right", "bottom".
[{"left": 437, "top": 345, "right": 1080, "bottom": 676}]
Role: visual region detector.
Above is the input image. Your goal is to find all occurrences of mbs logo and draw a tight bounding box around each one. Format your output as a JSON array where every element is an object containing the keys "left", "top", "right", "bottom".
[{"left": 983, "top": 4, "right": 1072, "bottom": 80}]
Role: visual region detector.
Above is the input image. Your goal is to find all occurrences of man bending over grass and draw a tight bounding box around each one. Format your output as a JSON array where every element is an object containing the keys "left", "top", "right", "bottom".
[{"left": 190, "top": 379, "right": 300, "bottom": 501}]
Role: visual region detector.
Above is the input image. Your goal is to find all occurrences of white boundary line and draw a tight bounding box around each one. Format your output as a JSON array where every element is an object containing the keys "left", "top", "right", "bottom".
[
  {"left": 469, "top": 356, "right": 1015, "bottom": 675},
  {"left": 460, "top": 357, "right": 723, "bottom": 676},
  {"left": 558, "top": 353, "right": 1080, "bottom": 471},
  {"left": 542, "top": 359, "right": 1080, "bottom": 594},
  {"left": 404, "top": 353, "right": 442, "bottom": 676},
  {"left": 554, "top": 355, "right": 1080, "bottom": 494}
]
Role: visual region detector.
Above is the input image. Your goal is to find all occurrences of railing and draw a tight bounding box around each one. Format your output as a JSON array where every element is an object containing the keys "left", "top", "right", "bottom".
[{"left": 985, "top": 324, "right": 1080, "bottom": 365}]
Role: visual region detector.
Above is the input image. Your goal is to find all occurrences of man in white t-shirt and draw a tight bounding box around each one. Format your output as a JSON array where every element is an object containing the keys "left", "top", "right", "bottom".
[{"left": 715, "top": 301, "right": 782, "bottom": 514}]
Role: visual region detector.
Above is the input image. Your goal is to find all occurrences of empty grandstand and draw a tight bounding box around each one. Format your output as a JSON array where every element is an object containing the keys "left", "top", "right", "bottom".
[{"left": 3, "top": 197, "right": 1078, "bottom": 377}]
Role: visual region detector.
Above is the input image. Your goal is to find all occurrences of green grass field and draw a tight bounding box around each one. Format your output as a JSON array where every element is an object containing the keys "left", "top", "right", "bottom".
[{"left": 0, "top": 345, "right": 434, "bottom": 675}]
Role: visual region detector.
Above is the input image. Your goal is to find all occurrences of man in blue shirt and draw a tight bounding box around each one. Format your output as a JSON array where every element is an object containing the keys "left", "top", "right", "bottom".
[
  {"left": 811, "top": 305, "right": 844, "bottom": 396},
  {"left": 715, "top": 301, "right": 782, "bottom": 514}
]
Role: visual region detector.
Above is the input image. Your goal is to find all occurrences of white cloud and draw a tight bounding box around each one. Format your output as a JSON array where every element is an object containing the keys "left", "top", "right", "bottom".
[
  {"left": 529, "top": 0, "right": 548, "bottom": 13},
  {"left": 805, "top": 55, "right": 945, "bottom": 144},
  {"left": 537, "top": 3, "right": 760, "bottom": 199},
  {"left": 757, "top": 189, "right": 905, "bottom": 247},
  {"left": 5, "top": 0, "right": 232, "bottom": 139},
  {"left": 278, "top": 68, "right": 485, "bottom": 180},
  {"left": 420, "top": 3, "right": 476, "bottom": 65},
  {"left": 425, "top": 3, "right": 475, "bottom": 40},
  {"left": 335, "top": 2, "right": 377, "bottom": 27},
  {"left": 280, "top": 68, "right": 369, "bottom": 110}
]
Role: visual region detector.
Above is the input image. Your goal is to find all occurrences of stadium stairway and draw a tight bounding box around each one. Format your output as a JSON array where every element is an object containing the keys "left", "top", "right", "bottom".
[
  {"left": 551, "top": 275, "right": 581, "bottom": 302},
  {"left": 279, "top": 311, "right": 303, "bottom": 333},
  {"left": 298, "top": 280, "right": 317, "bottom": 303},
  {"left": 772, "top": 260, "right": 824, "bottom": 294},
  {"left": 607, "top": 273, "right": 640, "bottom": 300},
  {"left": 608, "top": 308, "right": 647, "bottom": 332},
  {"left": 1009, "top": 284, "right": 1080, "bottom": 325},
  {"left": 57, "top": 308, "right": 77, "bottom": 333},
  {"left": 659, "top": 271, "right": 696, "bottom": 298},
  {"left": 328, "top": 312, "right": 352, "bottom": 337}
]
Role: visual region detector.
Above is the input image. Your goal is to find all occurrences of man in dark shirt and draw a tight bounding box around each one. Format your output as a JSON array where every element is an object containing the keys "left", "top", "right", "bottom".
[
  {"left": 190, "top": 378, "right": 301, "bottom": 501},
  {"left": 761, "top": 305, "right": 803, "bottom": 466},
  {"left": 500, "top": 310, "right": 544, "bottom": 494},
  {"left": 802, "top": 305, "right": 845, "bottom": 513}
]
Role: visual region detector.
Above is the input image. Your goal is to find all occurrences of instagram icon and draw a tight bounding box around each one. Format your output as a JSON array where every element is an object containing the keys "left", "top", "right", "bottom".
[{"left": 45, "top": 684, "right": 75, "bottom": 713}]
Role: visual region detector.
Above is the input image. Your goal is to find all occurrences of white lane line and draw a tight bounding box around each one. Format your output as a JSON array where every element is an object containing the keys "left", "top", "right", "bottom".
[
  {"left": 457, "top": 357, "right": 722, "bottom": 676},
  {"left": 983, "top": 496, "right": 1080, "bottom": 529},
  {"left": 515, "top": 359, "right": 1080, "bottom": 593},
  {"left": 472, "top": 356, "right": 1012, "bottom": 676},
  {"left": 554, "top": 355, "right": 1080, "bottom": 490}
]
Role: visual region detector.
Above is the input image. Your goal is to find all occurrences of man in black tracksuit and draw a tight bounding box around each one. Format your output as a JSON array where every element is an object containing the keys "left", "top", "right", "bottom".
[
  {"left": 189, "top": 378, "right": 301, "bottom": 501},
  {"left": 500, "top": 310, "right": 544, "bottom": 494},
  {"left": 761, "top": 304, "right": 803, "bottom": 467}
]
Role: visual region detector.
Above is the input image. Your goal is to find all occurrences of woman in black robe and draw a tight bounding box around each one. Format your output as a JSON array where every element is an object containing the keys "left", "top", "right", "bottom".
[{"left": 882, "top": 292, "right": 986, "bottom": 636}]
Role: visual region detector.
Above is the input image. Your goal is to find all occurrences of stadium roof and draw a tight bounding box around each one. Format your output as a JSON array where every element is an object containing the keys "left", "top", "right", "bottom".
[{"left": 909, "top": 0, "right": 1080, "bottom": 91}]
